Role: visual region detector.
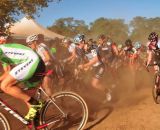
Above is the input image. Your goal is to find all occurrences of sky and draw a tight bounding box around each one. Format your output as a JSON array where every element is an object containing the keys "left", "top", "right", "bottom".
[{"left": 25, "top": 0, "right": 160, "bottom": 27}]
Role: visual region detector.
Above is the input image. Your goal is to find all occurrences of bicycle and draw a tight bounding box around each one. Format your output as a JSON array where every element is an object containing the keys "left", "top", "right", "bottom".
[
  {"left": 146, "top": 63, "right": 160, "bottom": 104},
  {"left": 0, "top": 70, "right": 89, "bottom": 130}
]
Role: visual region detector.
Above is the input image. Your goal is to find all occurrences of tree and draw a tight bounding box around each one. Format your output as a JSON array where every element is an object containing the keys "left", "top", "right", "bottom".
[
  {"left": 48, "top": 17, "right": 89, "bottom": 37},
  {"left": 0, "top": 0, "right": 60, "bottom": 32},
  {"left": 89, "top": 17, "right": 129, "bottom": 43},
  {"left": 130, "top": 16, "right": 160, "bottom": 44}
]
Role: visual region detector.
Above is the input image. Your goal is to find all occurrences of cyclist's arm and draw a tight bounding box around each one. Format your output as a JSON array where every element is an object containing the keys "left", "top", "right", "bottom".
[
  {"left": 112, "top": 45, "right": 119, "bottom": 56},
  {"left": 146, "top": 50, "right": 153, "bottom": 66},
  {"left": 64, "top": 49, "right": 76, "bottom": 63}
]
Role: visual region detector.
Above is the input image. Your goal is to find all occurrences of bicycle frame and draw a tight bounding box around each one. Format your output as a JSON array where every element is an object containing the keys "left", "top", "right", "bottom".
[
  {"left": 0, "top": 70, "right": 76, "bottom": 130},
  {"left": 0, "top": 85, "right": 68, "bottom": 130},
  {"left": 0, "top": 94, "right": 56, "bottom": 129},
  {"left": 0, "top": 97, "right": 29, "bottom": 124}
]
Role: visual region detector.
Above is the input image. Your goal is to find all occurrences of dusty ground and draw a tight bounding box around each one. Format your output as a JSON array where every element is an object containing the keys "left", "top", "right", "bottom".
[{"left": 1, "top": 68, "right": 160, "bottom": 130}]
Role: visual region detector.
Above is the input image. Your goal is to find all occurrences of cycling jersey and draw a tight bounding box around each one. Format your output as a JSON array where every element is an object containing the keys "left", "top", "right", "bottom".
[
  {"left": 36, "top": 43, "right": 55, "bottom": 65},
  {"left": 123, "top": 46, "right": 136, "bottom": 58},
  {"left": 85, "top": 47, "right": 102, "bottom": 67},
  {"left": 36, "top": 43, "right": 64, "bottom": 78},
  {"left": 0, "top": 43, "right": 44, "bottom": 81},
  {"left": 147, "top": 41, "right": 160, "bottom": 65},
  {"left": 74, "top": 47, "right": 85, "bottom": 65},
  {"left": 68, "top": 43, "right": 76, "bottom": 53}
]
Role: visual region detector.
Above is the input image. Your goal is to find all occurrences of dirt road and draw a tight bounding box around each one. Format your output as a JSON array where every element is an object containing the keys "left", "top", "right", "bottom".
[{"left": 2, "top": 69, "right": 160, "bottom": 130}]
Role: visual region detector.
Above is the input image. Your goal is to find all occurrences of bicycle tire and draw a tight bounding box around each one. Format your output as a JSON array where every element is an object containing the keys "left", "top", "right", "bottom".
[
  {"left": 0, "top": 112, "right": 10, "bottom": 130},
  {"left": 152, "top": 73, "right": 160, "bottom": 104},
  {"left": 40, "top": 91, "right": 88, "bottom": 130}
]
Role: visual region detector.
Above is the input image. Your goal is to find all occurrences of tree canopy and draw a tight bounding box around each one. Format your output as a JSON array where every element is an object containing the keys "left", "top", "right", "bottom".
[
  {"left": 130, "top": 16, "right": 160, "bottom": 44},
  {"left": 48, "top": 16, "right": 160, "bottom": 44},
  {"left": 48, "top": 17, "right": 129, "bottom": 44},
  {"left": 48, "top": 17, "right": 89, "bottom": 37},
  {"left": 0, "top": 0, "right": 60, "bottom": 32}
]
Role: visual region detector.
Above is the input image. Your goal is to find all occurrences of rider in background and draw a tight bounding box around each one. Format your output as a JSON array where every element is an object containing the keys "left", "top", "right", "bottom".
[
  {"left": 123, "top": 39, "right": 134, "bottom": 64},
  {"left": 132, "top": 42, "right": 142, "bottom": 67},
  {"left": 26, "top": 34, "right": 53, "bottom": 96},
  {"left": 79, "top": 35, "right": 112, "bottom": 102},
  {"left": 61, "top": 37, "right": 76, "bottom": 64},
  {"left": 146, "top": 32, "right": 160, "bottom": 73}
]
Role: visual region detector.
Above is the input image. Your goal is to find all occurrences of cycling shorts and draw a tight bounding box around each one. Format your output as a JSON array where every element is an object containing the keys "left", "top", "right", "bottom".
[{"left": 92, "top": 64, "right": 105, "bottom": 79}]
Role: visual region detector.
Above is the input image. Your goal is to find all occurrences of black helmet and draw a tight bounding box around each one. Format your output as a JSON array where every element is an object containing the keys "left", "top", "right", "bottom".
[
  {"left": 148, "top": 32, "right": 158, "bottom": 42},
  {"left": 125, "top": 39, "right": 132, "bottom": 46}
]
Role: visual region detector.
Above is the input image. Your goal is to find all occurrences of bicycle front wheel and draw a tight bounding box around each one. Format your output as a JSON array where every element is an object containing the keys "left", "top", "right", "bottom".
[
  {"left": 0, "top": 112, "right": 10, "bottom": 130},
  {"left": 40, "top": 91, "right": 88, "bottom": 130}
]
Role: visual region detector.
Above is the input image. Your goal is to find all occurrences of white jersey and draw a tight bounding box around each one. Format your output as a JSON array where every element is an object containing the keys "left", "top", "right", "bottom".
[
  {"left": 36, "top": 43, "right": 48, "bottom": 61},
  {"left": 85, "top": 49, "right": 102, "bottom": 67},
  {"left": 68, "top": 43, "right": 76, "bottom": 53},
  {"left": 0, "top": 43, "right": 40, "bottom": 81},
  {"left": 36, "top": 43, "right": 53, "bottom": 65}
]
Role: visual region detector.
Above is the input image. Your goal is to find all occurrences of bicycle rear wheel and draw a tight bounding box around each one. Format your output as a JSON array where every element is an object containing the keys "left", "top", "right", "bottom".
[
  {"left": 152, "top": 73, "right": 160, "bottom": 104},
  {"left": 40, "top": 91, "right": 88, "bottom": 130},
  {"left": 0, "top": 112, "right": 10, "bottom": 130}
]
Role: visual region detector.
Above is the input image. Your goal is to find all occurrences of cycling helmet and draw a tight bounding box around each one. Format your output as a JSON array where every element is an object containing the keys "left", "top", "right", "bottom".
[
  {"left": 148, "top": 32, "right": 158, "bottom": 42},
  {"left": 90, "top": 43, "right": 98, "bottom": 49},
  {"left": 125, "top": 39, "right": 132, "bottom": 46},
  {"left": 87, "top": 43, "right": 98, "bottom": 52},
  {"left": 26, "top": 34, "right": 38, "bottom": 43},
  {"left": 134, "top": 41, "right": 141, "bottom": 49},
  {"left": 73, "top": 34, "right": 85, "bottom": 44}
]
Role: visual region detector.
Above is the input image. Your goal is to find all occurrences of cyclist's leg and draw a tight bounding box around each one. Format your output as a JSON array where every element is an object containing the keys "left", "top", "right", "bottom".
[
  {"left": 0, "top": 74, "right": 31, "bottom": 107},
  {"left": 0, "top": 73, "right": 42, "bottom": 121},
  {"left": 2, "top": 58, "right": 45, "bottom": 120},
  {"left": 91, "top": 64, "right": 105, "bottom": 91},
  {"left": 42, "top": 75, "right": 53, "bottom": 96},
  {"left": 90, "top": 65, "right": 112, "bottom": 102}
]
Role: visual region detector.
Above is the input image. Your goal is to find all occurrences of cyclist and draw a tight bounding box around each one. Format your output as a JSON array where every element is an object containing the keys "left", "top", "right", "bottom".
[
  {"left": 0, "top": 32, "right": 11, "bottom": 72},
  {"left": 0, "top": 43, "right": 45, "bottom": 120},
  {"left": 26, "top": 34, "right": 54, "bottom": 96},
  {"left": 61, "top": 37, "right": 76, "bottom": 64},
  {"left": 97, "top": 35, "right": 118, "bottom": 66},
  {"left": 78, "top": 35, "right": 112, "bottom": 102},
  {"left": 132, "top": 42, "right": 142, "bottom": 61},
  {"left": 146, "top": 32, "right": 160, "bottom": 72},
  {"left": 123, "top": 39, "right": 133, "bottom": 58}
]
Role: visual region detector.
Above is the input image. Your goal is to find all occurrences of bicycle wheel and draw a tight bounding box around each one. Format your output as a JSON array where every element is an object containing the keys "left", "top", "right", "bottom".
[
  {"left": 152, "top": 73, "right": 160, "bottom": 104},
  {"left": 0, "top": 112, "right": 10, "bottom": 130},
  {"left": 40, "top": 91, "right": 88, "bottom": 130}
]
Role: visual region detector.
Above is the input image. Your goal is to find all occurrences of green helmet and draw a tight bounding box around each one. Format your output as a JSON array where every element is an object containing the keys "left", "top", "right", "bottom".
[{"left": 51, "top": 47, "right": 57, "bottom": 54}]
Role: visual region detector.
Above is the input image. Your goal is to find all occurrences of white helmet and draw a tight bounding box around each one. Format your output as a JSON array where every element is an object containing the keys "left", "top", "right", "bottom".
[
  {"left": 26, "top": 34, "right": 38, "bottom": 43},
  {"left": 73, "top": 34, "right": 85, "bottom": 44}
]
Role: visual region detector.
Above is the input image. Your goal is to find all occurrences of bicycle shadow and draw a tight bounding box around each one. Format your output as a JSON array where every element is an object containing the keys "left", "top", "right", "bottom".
[
  {"left": 51, "top": 105, "right": 113, "bottom": 130},
  {"left": 84, "top": 105, "right": 113, "bottom": 130}
]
